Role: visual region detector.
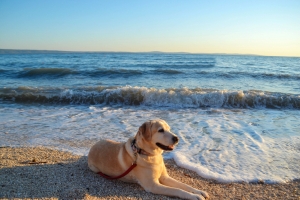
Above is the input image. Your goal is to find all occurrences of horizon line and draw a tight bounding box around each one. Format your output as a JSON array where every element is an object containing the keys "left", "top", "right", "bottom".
[{"left": 0, "top": 48, "right": 299, "bottom": 58}]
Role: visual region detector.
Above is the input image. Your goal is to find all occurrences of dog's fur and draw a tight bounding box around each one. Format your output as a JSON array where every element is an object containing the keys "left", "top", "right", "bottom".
[{"left": 88, "top": 119, "right": 209, "bottom": 200}]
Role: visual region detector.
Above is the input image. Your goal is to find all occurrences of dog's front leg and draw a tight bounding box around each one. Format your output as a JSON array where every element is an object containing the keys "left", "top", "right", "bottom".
[
  {"left": 159, "top": 175, "right": 209, "bottom": 199},
  {"left": 140, "top": 180, "right": 206, "bottom": 200}
]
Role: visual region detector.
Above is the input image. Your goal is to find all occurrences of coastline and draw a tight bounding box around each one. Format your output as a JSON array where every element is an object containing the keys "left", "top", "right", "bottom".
[{"left": 0, "top": 147, "right": 299, "bottom": 200}]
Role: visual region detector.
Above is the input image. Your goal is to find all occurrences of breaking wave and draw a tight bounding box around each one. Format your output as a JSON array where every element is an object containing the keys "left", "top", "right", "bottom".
[{"left": 1, "top": 86, "right": 299, "bottom": 109}]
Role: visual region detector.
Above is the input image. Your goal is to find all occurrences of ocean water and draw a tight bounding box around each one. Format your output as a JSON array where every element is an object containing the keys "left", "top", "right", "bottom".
[{"left": 0, "top": 52, "right": 299, "bottom": 183}]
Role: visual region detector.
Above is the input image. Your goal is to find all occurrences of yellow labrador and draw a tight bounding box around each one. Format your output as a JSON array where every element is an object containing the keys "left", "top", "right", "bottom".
[{"left": 88, "top": 119, "right": 209, "bottom": 200}]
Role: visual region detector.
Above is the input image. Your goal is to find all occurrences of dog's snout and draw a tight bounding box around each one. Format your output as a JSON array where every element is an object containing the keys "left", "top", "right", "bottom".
[{"left": 172, "top": 136, "right": 179, "bottom": 144}]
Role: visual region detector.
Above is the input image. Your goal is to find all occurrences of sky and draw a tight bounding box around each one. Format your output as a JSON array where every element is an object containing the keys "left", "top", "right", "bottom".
[{"left": 0, "top": 0, "right": 299, "bottom": 57}]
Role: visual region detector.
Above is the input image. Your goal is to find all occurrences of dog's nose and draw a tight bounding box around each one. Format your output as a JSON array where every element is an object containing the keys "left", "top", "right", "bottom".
[{"left": 172, "top": 136, "right": 179, "bottom": 144}]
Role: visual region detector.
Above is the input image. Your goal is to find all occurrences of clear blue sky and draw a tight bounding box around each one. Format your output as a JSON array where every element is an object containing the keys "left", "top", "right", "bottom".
[{"left": 0, "top": 0, "right": 299, "bottom": 56}]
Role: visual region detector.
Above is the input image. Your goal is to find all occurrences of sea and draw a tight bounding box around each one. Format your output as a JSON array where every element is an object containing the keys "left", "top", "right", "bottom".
[{"left": 0, "top": 52, "right": 299, "bottom": 183}]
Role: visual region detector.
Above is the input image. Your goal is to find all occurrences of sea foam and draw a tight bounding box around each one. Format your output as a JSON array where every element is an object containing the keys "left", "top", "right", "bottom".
[{"left": 1, "top": 104, "right": 299, "bottom": 183}]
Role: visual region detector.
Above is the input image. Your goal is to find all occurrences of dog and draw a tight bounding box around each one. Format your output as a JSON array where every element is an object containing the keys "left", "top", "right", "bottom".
[{"left": 88, "top": 119, "right": 209, "bottom": 200}]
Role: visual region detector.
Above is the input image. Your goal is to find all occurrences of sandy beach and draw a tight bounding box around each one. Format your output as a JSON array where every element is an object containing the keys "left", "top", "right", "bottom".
[{"left": 0, "top": 147, "right": 299, "bottom": 200}]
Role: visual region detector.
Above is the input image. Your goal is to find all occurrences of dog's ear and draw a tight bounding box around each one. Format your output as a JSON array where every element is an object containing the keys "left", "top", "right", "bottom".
[{"left": 138, "top": 121, "right": 152, "bottom": 141}]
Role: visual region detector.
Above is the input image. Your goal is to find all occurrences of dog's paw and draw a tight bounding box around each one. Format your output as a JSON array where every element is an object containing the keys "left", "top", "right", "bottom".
[
  {"left": 200, "top": 190, "right": 209, "bottom": 199},
  {"left": 191, "top": 194, "right": 206, "bottom": 200},
  {"left": 194, "top": 190, "right": 209, "bottom": 199}
]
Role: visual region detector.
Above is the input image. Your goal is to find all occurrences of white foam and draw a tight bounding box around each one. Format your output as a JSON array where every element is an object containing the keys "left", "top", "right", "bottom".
[{"left": 0, "top": 104, "right": 299, "bottom": 183}]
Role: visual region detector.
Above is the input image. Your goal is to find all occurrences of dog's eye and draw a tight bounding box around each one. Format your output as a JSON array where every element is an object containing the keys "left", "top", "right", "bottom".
[{"left": 158, "top": 128, "right": 164, "bottom": 133}]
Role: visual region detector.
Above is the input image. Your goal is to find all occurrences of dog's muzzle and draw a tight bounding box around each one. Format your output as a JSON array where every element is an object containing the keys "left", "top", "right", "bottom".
[{"left": 156, "top": 136, "right": 179, "bottom": 151}]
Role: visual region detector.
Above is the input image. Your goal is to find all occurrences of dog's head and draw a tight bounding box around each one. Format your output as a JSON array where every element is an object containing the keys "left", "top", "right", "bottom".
[{"left": 137, "top": 119, "right": 179, "bottom": 152}]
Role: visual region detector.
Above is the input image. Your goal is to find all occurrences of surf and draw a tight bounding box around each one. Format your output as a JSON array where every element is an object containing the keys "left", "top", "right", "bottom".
[{"left": 1, "top": 86, "right": 299, "bottom": 109}]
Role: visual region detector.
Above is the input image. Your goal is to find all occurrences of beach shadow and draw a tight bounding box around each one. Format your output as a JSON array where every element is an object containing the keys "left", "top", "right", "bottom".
[{"left": 0, "top": 156, "right": 172, "bottom": 199}]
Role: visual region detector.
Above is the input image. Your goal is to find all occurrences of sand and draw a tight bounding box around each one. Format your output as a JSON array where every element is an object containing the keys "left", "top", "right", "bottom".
[{"left": 0, "top": 147, "right": 299, "bottom": 200}]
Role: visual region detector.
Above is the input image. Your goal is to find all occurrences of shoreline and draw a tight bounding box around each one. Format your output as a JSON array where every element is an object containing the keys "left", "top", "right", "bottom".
[{"left": 0, "top": 147, "right": 299, "bottom": 199}]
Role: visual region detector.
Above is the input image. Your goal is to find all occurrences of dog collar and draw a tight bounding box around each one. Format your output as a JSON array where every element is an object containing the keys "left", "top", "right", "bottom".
[{"left": 131, "top": 138, "right": 152, "bottom": 156}]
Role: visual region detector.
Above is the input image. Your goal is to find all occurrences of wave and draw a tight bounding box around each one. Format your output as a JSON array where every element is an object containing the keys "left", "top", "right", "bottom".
[
  {"left": 87, "top": 68, "right": 143, "bottom": 77},
  {"left": 1, "top": 66, "right": 299, "bottom": 81},
  {"left": 231, "top": 71, "right": 300, "bottom": 80},
  {"left": 196, "top": 71, "right": 300, "bottom": 80},
  {"left": 1, "top": 86, "right": 299, "bottom": 109},
  {"left": 18, "top": 68, "right": 76, "bottom": 78},
  {"left": 152, "top": 69, "right": 183, "bottom": 74},
  {"left": 2, "top": 67, "right": 144, "bottom": 79}
]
